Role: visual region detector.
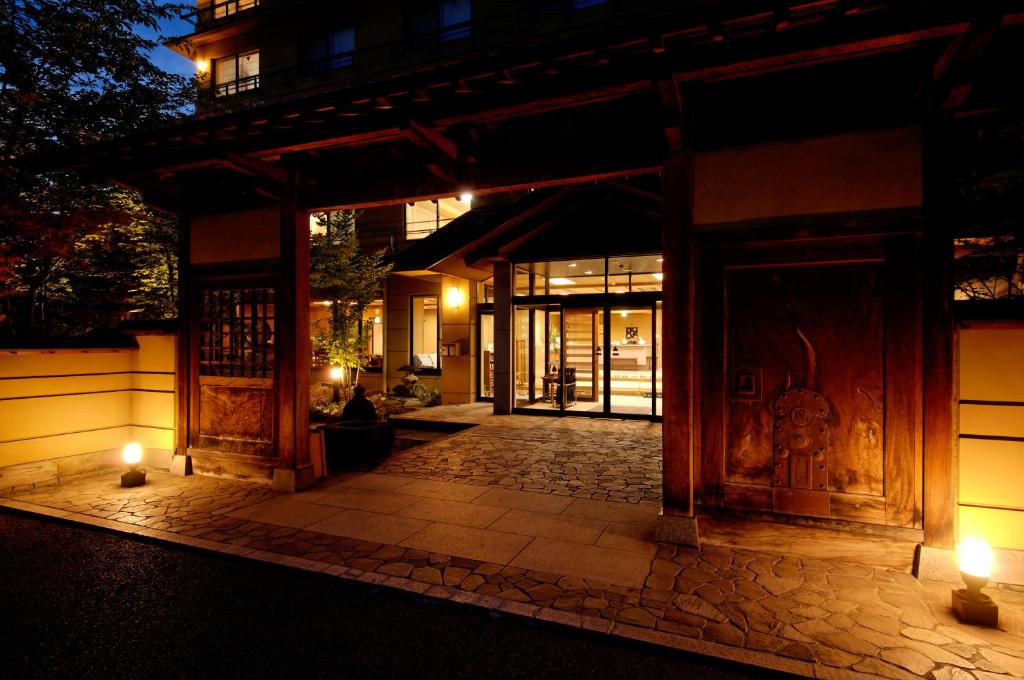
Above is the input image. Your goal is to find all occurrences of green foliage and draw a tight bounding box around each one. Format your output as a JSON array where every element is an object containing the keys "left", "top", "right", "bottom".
[
  {"left": 309, "top": 385, "right": 344, "bottom": 423},
  {"left": 310, "top": 211, "right": 392, "bottom": 394},
  {"left": 0, "top": 0, "right": 200, "bottom": 334},
  {"left": 411, "top": 382, "right": 442, "bottom": 407},
  {"left": 953, "top": 118, "right": 1024, "bottom": 300}
]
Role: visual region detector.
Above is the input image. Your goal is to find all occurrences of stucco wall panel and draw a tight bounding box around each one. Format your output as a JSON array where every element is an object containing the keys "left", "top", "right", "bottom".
[{"left": 695, "top": 128, "right": 922, "bottom": 225}]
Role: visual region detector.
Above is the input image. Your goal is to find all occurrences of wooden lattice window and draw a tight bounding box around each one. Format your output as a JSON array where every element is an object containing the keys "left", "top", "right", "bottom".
[{"left": 199, "top": 288, "right": 275, "bottom": 377}]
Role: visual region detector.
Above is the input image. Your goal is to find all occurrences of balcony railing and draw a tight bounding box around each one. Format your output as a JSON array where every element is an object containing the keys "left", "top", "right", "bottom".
[
  {"left": 215, "top": 74, "right": 260, "bottom": 97},
  {"left": 194, "top": 0, "right": 260, "bottom": 27}
]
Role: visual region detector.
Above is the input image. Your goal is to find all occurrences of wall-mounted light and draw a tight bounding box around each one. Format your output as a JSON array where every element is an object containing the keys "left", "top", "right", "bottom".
[
  {"left": 620, "top": 310, "right": 629, "bottom": 318},
  {"left": 459, "top": 192, "right": 473, "bottom": 203},
  {"left": 195, "top": 58, "right": 209, "bottom": 74},
  {"left": 653, "top": 273, "right": 664, "bottom": 281},
  {"left": 446, "top": 285, "right": 464, "bottom": 309},
  {"left": 952, "top": 537, "right": 999, "bottom": 626},
  {"left": 120, "top": 442, "right": 146, "bottom": 487},
  {"left": 373, "top": 313, "right": 382, "bottom": 325}
]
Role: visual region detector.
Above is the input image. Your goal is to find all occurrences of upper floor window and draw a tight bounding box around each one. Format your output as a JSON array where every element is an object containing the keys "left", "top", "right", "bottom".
[
  {"left": 533, "top": 0, "right": 609, "bottom": 17},
  {"left": 214, "top": 50, "right": 260, "bottom": 96},
  {"left": 303, "top": 28, "right": 356, "bottom": 75},
  {"left": 405, "top": 195, "right": 472, "bottom": 240},
  {"left": 408, "top": 0, "right": 471, "bottom": 48},
  {"left": 198, "top": 0, "right": 260, "bottom": 24}
]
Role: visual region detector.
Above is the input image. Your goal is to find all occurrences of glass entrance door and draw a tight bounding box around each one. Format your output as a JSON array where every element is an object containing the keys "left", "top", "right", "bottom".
[
  {"left": 513, "top": 302, "right": 658, "bottom": 418},
  {"left": 562, "top": 308, "right": 602, "bottom": 411},
  {"left": 608, "top": 306, "right": 656, "bottom": 416}
]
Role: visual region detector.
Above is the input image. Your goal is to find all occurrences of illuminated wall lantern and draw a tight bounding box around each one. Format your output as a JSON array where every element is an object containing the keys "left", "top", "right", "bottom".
[
  {"left": 445, "top": 285, "right": 464, "bottom": 310},
  {"left": 120, "top": 442, "right": 146, "bottom": 488},
  {"left": 952, "top": 537, "right": 999, "bottom": 626},
  {"left": 195, "top": 58, "right": 209, "bottom": 75}
]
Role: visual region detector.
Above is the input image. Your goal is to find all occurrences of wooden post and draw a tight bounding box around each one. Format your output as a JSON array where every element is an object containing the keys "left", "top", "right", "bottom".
[
  {"left": 656, "top": 141, "right": 698, "bottom": 545},
  {"left": 171, "top": 213, "right": 192, "bottom": 476},
  {"left": 922, "top": 121, "right": 958, "bottom": 548},
  {"left": 273, "top": 166, "right": 314, "bottom": 491},
  {"left": 493, "top": 261, "right": 513, "bottom": 415}
]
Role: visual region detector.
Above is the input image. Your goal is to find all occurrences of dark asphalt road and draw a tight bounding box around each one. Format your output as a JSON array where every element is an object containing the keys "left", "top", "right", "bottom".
[{"left": 0, "top": 511, "right": 787, "bottom": 679}]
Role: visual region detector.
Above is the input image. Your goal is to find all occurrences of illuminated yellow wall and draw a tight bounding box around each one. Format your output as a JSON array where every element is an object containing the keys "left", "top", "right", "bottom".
[
  {"left": 0, "top": 334, "right": 175, "bottom": 492},
  {"left": 958, "top": 326, "right": 1024, "bottom": 550}
]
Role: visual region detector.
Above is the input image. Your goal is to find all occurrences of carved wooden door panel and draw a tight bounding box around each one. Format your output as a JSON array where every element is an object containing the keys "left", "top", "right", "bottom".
[{"left": 699, "top": 236, "right": 920, "bottom": 528}]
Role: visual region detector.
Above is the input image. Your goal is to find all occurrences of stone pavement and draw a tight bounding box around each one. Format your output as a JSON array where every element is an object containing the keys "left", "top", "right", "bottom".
[
  {"left": 3, "top": 415, "right": 1024, "bottom": 678},
  {"left": 383, "top": 411, "right": 663, "bottom": 504},
  {"left": 4, "top": 463, "right": 1023, "bottom": 680}
]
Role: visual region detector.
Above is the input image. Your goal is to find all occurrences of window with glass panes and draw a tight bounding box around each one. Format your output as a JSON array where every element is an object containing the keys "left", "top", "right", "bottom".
[
  {"left": 214, "top": 50, "right": 260, "bottom": 96},
  {"left": 408, "top": 0, "right": 471, "bottom": 47},
  {"left": 302, "top": 28, "right": 355, "bottom": 75},
  {"left": 404, "top": 196, "right": 471, "bottom": 240}
]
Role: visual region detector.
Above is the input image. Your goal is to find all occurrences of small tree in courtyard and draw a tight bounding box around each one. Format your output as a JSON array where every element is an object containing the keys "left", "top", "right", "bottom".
[{"left": 309, "top": 210, "right": 391, "bottom": 400}]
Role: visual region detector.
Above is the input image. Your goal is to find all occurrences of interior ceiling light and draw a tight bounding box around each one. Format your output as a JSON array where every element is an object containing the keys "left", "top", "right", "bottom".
[
  {"left": 550, "top": 278, "right": 575, "bottom": 285},
  {"left": 657, "top": 258, "right": 664, "bottom": 263},
  {"left": 653, "top": 273, "right": 664, "bottom": 281},
  {"left": 584, "top": 270, "right": 593, "bottom": 275},
  {"left": 568, "top": 263, "right": 577, "bottom": 268}
]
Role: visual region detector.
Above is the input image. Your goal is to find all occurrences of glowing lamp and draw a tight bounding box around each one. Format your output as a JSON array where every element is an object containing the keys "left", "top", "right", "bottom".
[
  {"left": 952, "top": 537, "right": 998, "bottom": 626},
  {"left": 373, "top": 313, "right": 381, "bottom": 325},
  {"left": 195, "top": 58, "right": 209, "bottom": 73},
  {"left": 328, "top": 366, "right": 343, "bottom": 403},
  {"left": 459, "top": 192, "right": 473, "bottom": 203},
  {"left": 445, "top": 285, "right": 464, "bottom": 309},
  {"left": 120, "top": 442, "right": 146, "bottom": 487},
  {"left": 961, "top": 537, "right": 994, "bottom": 578}
]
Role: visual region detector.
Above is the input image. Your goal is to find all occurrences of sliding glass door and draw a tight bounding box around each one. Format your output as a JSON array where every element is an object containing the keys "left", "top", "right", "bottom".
[
  {"left": 513, "top": 301, "right": 658, "bottom": 419},
  {"left": 608, "top": 306, "right": 655, "bottom": 417}
]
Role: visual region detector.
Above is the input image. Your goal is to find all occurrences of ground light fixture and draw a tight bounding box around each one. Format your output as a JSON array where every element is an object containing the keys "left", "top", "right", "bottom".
[
  {"left": 952, "top": 537, "right": 999, "bottom": 626},
  {"left": 329, "top": 366, "right": 344, "bottom": 403},
  {"left": 120, "top": 442, "right": 146, "bottom": 488}
]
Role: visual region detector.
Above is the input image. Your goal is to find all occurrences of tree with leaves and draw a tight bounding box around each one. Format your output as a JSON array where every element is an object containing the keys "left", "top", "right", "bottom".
[
  {"left": 310, "top": 211, "right": 392, "bottom": 398},
  {"left": 0, "top": 0, "right": 199, "bottom": 335}
]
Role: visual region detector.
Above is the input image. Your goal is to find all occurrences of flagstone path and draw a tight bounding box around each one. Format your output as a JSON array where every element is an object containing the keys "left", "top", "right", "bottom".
[{"left": 2, "top": 414, "right": 1023, "bottom": 679}]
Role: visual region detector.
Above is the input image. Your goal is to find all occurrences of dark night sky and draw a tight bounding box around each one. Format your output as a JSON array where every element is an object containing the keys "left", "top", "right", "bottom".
[{"left": 138, "top": 1, "right": 194, "bottom": 77}]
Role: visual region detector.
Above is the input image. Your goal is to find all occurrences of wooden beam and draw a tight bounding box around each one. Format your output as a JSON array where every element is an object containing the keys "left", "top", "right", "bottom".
[
  {"left": 675, "top": 24, "right": 968, "bottom": 83},
  {"left": 434, "top": 81, "right": 653, "bottom": 128},
  {"left": 174, "top": 214, "right": 192, "bottom": 471},
  {"left": 303, "top": 163, "right": 660, "bottom": 212},
  {"left": 921, "top": 120, "right": 957, "bottom": 548},
  {"left": 661, "top": 92, "right": 696, "bottom": 518},
  {"left": 493, "top": 261, "right": 514, "bottom": 415},
  {"left": 925, "top": 13, "right": 1002, "bottom": 114},
  {"left": 273, "top": 165, "right": 314, "bottom": 491},
  {"left": 224, "top": 151, "right": 288, "bottom": 184}
]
